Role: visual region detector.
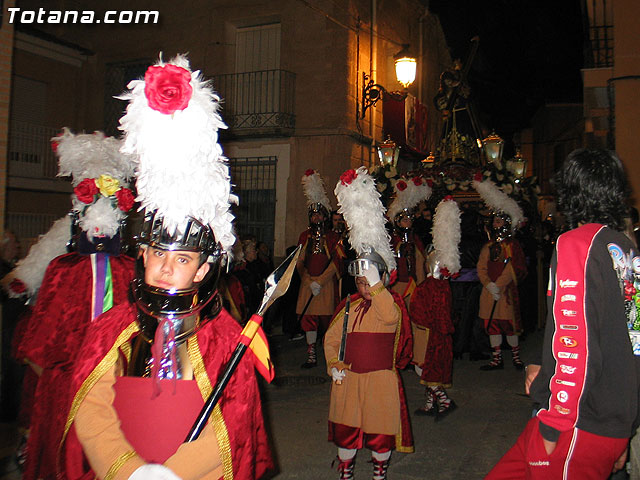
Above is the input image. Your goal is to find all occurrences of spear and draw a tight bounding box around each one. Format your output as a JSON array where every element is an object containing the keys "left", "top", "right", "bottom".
[{"left": 185, "top": 244, "right": 302, "bottom": 442}]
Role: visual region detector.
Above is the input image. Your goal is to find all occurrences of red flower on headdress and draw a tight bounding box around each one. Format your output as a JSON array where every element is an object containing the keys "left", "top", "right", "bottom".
[
  {"left": 426, "top": 178, "right": 434, "bottom": 187},
  {"left": 144, "top": 64, "right": 193, "bottom": 114},
  {"left": 9, "top": 278, "right": 26, "bottom": 294},
  {"left": 473, "top": 172, "right": 483, "bottom": 182},
  {"left": 51, "top": 139, "right": 59, "bottom": 153},
  {"left": 444, "top": 195, "right": 454, "bottom": 201},
  {"left": 74, "top": 178, "right": 99, "bottom": 204},
  {"left": 305, "top": 168, "right": 315, "bottom": 176},
  {"left": 412, "top": 176, "right": 422, "bottom": 186},
  {"left": 115, "top": 188, "right": 135, "bottom": 212},
  {"left": 396, "top": 180, "right": 407, "bottom": 191},
  {"left": 340, "top": 169, "right": 357, "bottom": 185}
]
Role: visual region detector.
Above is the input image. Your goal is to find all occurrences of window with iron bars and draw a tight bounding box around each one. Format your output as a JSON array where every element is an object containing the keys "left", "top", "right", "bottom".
[{"left": 228, "top": 156, "right": 277, "bottom": 254}]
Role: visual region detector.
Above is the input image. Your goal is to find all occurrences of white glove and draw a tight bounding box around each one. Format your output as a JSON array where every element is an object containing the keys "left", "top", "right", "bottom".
[
  {"left": 129, "top": 465, "right": 182, "bottom": 480},
  {"left": 491, "top": 292, "right": 501, "bottom": 302},
  {"left": 362, "top": 264, "right": 381, "bottom": 286},
  {"left": 486, "top": 282, "right": 500, "bottom": 295},
  {"left": 331, "top": 367, "right": 346, "bottom": 382},
  {"left": 310, "top": 281, "right": 322, "bottom": 296}
]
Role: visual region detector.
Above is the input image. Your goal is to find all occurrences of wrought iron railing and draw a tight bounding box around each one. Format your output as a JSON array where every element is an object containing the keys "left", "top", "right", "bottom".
[
  {"left": 6, "top": 212, "right": 64, "bottom": 250},
  {"left": 211, "top": 70, "right": 295, "bottom": 134},
  {"left": 583, "top": 0, "right": 614, "bottom": 68},
  {"left": 8, "top": 121, "right": 61, "bottom": 179}
]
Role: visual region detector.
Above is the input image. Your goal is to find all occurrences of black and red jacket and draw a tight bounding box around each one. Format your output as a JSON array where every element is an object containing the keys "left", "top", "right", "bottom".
[{"left": 531, "top": 223, "right": 640, "bottom": 441}]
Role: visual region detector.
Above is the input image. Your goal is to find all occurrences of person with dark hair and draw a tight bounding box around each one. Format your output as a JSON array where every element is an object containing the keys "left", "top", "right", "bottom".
[{"left": 486, "top": 149, "right": 640, "bottom": 479}]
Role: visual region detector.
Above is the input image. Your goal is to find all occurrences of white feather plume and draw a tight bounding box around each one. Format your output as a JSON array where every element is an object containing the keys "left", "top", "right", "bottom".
[
  {"left": 55, "top": 128, "right": 136, "bottom": 187},
  {"left": 334, "top": 167, "right": 396, "bottom": 272},
  {"left": 472, "top": 177, "right": 524, "bottom": 230},
  {"left": 77, "top": 196, "right": 125, "bottom": 240},
  {"left": 387, "top": 176, "right": 432, "bottom": 221},
  {"left": 301, "top": 170, "right": 331, "bottom": 213},
  {"left": 6, "top": 216, "right": 71, "bottom": 299},
  {"left": 432, "top": 198, "right": 461, "bottom": 274},
  {"left": 118, "top": 54, "right": 237, "bottom": 255}
]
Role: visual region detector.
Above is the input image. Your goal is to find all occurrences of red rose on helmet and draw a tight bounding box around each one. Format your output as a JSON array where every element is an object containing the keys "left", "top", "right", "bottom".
[
  {"left": 115, "top": 188, "right": 135, "bottom": 212},
  {"left": 305, "top": 168, "right": 315, "bottom": 176},
  {"left": 145, "top": 64, "right": 193, "bottom": 114},
  {"left": 396, "top": 180, "right": 407, "bottom": 191},
  {"left": 340, "top": 169, "right": 357, "bottom": 185},
  {"left": 412, "top": 176, "right": 422, "bottom": 186},
  {"left": 444, "top": 195, "right": 454, "bottom": 201},
  {"left": 426, "top": 178, "right": 434, "bottom": 187},
  {"left": 74, "top": 178, "right": 99, "bottom": 204},
  {"left": 473, "top": 172, "right": 483, "bottom": 182}
]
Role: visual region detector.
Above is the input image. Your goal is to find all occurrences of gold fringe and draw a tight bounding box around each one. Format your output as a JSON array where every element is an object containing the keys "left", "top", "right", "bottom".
[
  {"left": 104, "top": 450, "right": 137, "bottom": 480},
  {"left": 370, "top": 283, "right": 386, "bottom": 297},
  {"left": 188, "top": 336, "right": 234, "bottom": 480},
  {"left": 60, "top": 321, "right": 140, "bottom": 452}
]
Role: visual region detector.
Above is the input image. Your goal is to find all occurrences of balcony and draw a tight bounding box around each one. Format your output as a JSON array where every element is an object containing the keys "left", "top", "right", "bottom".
[
  {"left": 8, "top": 120, "right": 71, "bottom": 192},
  {"left": 211, "top": 69, "right": 295, "bottom": 138}
]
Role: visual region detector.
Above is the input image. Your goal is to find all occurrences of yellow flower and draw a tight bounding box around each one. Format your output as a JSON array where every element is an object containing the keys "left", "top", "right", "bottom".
[{"left": 95, "top": 175, "right": 120, "bottom": 197}]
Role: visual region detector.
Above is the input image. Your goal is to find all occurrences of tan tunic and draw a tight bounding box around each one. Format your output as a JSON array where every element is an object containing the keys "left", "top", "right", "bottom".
[
  {"left": 477, "top": 242, "right": 518, "bottom": 321},
  {"left": 324, "top": 284, "right": 402, "bottom": 435},
  {"left": 74, "top": 362, "right": 223, "bottom": 480}
]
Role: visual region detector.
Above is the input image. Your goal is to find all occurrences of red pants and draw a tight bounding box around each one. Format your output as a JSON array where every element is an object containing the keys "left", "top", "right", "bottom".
[
  {"left": 483, "top": 318, "right": 517, "bottom": 336},
  {"left": 301, "top": 314, "right": 331, "bottom": 335},
  {"left": 485, "top": 417, "right": 628, "bottom": 479},
  {"left": 328, "top": 422, "right": 394, "bottom": 453}
]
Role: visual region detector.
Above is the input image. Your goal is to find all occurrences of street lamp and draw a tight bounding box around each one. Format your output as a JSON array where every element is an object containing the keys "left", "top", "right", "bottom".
[
  {"left": 360, "top": 45, "right": 417, "bottom": 118},
  {"left": 506, "top": 149, "right": 527, "bottom": 181},
  {"left": 377, "top": 136, "right": 400, "bottom": 167},
  {"left": 482, "top": 131, "right": 504, "bottom": 166}
]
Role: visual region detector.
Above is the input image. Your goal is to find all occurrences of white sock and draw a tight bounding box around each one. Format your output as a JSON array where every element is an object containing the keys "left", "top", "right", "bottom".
[
  {"left": 489, "top": 334, "right": 502, "bottom": 348},
  {"left": 372, "top": 450, "right": 391, "bottom": 461},
  {"left": 506, "top": 335, "right": 518, "bottom": 348},
  {"left": 306, "top": 330, "right": 317, "bottom": 345},
  {"left": 338, "top": 448, "right": 357, "bottom": 461}
]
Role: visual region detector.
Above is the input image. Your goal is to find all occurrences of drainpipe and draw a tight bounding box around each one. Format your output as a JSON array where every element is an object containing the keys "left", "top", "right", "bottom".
[{"left": 370, "top": 0, "right": 377, "bottom": 166}]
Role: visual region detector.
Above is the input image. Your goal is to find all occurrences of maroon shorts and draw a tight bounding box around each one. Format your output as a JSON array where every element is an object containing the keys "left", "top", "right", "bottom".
[
  {"left": 483, "top": 318, "right": 517, "bottom": 336},
  {"left": 328, "top": 421, "right": 394, "bottom": 453},
  {"left": 485, "top": 417, "right": 628, "bottom": 479},
  {"left": 301, "top": 314, "right": 332, "bottom": 334}
]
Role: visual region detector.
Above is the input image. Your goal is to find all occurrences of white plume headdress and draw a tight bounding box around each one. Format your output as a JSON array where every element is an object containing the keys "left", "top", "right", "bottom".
[
  {"left": 431, "top": 197, "right": 461, "bottom": 275},
  {"left": 387, "top": 175, "right": 433, "bottom": 222},
  {"left": 301, "top": 169, "right": 331, "bottom": 214},
  {"left": 2, "top": 216, "right": 71, "bottom": 299},
  {"left": 472, "top": 174, "right": 524, "bottom": 230},
  {"left": 118, "top": 54, "right": 237, "bottom": 255},
  {"left": 334, "top": 167, "right": 396, "bottom": 273},
  {"left": 53, "top": 128, "right": 136, "bottom": 240}
]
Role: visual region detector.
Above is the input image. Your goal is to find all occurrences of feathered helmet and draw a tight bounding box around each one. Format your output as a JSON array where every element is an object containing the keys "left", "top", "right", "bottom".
[
  {"left": 118, "top": 54, "right": 236, "bottom": 341},
  {"left": 472, "top": 173, "right": 524, "bottom": 241},
  {"left": 302, "top": 169, "right": 331, "bottom": 224},
  {"left": 335, "top": 167, "right": 396, "bottom": 285},
  {"left": 387, "top": 175, "right": 432, "bottom": 231},
  {"left": 53, "top": 128, "right": 136, "bottom": 252},
  {"left": 427, "top": 196, "right": 461, "bottom": 279}
]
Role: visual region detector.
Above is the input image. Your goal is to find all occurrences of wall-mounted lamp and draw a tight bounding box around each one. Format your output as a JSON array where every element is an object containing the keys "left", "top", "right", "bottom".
[{"left": 360, "top": 45, "right": 417, "bottom": 118}]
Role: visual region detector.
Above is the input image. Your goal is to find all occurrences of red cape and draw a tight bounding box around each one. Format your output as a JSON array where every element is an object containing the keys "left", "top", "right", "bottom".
[
  {"left": 15, "top": 253, "right": 134, "bottom": 480},
  {"left": 60, "top": 302, "right": 273, "bottom": 480}
]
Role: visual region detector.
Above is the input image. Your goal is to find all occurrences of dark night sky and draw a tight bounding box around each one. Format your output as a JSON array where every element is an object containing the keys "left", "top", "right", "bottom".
[{"left": 428, "top": 0, "right": 584, "bottom": 144}]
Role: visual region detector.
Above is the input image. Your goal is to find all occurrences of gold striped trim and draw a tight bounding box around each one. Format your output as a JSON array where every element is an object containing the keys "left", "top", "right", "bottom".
[
  {"left": 61, "top": 321, "right": 140, "bottom": 449},
  {"left": 104, "top": 450, "right": 137, "bottom": 480},
  {"left": 369, "top": 283, "right": 386, "bottom": 297},
  {"left": 188, "top": 336, "right": 234, "bottom": 480}
]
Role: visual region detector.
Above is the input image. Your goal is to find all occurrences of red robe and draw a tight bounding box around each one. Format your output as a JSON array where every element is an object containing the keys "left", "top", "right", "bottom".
[
  {"left": 15, "top": 253, "right": 135, "bottom": 480},
  {"left": 60, "top": 302, "right": 273, "bottom": 480},
  {"left": 409, "top": 276, "right": 454, "bottom": 386}
]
